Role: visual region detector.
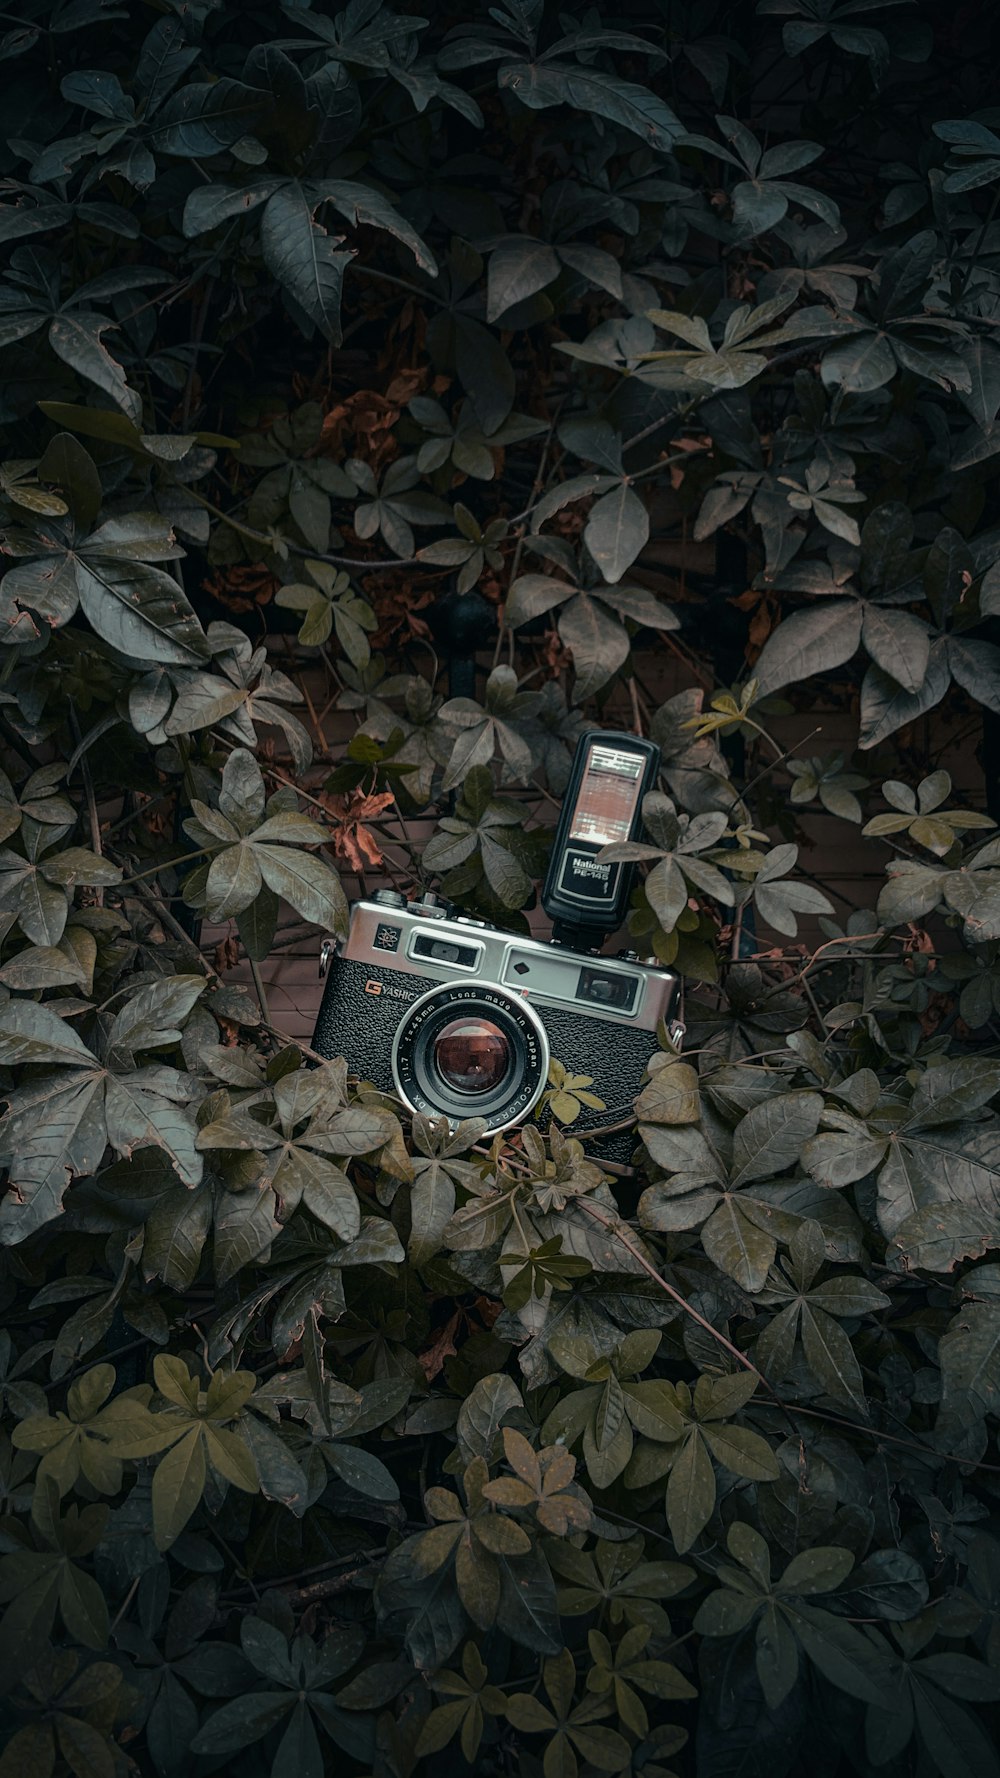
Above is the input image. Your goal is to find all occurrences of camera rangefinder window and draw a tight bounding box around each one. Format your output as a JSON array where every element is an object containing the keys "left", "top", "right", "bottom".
[{"left": 576, "top": 967, "right": 638, "bottom": 1011}]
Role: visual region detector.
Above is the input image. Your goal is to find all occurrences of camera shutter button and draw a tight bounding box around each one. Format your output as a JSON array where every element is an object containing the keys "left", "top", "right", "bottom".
[{"left": 413, "top": 893, "right": 449, "bottom": 919}]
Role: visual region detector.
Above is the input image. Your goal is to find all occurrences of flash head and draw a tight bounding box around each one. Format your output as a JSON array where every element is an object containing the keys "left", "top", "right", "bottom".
[{"left": 541, "top": 731, "right": 660, "bottom": 944}]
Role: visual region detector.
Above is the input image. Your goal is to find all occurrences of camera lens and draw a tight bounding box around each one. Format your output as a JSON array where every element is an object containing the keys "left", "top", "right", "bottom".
[
  {"left": 391, "top": 980, "right": 549, "bottom": 1133},
  {"left": 434, "top": 1018, "right": 510, "bottom": 1094}
]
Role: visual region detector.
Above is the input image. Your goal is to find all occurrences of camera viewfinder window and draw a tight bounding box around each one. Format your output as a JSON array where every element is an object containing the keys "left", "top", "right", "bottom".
[
  {"left": 576, "top": 967, "right": 638, "bottom": 1012},
  {"left": 568, "top": 744, "right": 645, "bottom": 846}
]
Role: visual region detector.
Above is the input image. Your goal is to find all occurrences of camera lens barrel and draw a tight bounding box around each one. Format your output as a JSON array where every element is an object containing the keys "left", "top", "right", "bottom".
[{"left": 391, "top": 979, "right": 549, "bottom": 1132}]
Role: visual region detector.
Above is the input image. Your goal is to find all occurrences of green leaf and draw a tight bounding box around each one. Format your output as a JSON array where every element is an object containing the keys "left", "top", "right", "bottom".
[
  {"left": 41, "top": 847, "right": 122, "bottom": 889},
  {"left": 859, "top": 641, "right": 951, "bottom": 749},
  {"left": 754, "top": 1604, "right": 800, "bottom": 1707},
  {"left": 457, "top": 1374, "right": 523, "bottom": 1464},
  {"left": 495, "top": 1546, "right": 562, "bottom": 1653},
  {"left": 190, "top": 1691, "right": 294, "bottom": 1756},
  {"left": 694, "top": 1586, "right": 761, "bottom": 1637},
  {"left": 255, "top": 844, "right": 348, "bottom": 933},
  {"left": 938, "top": 1300, "right": 1000, "bottom": 1427},
  {"left": 205, "top": 842, "right": 263, "bottom": 918},
  {"left": 151, "top": 1426, "right": 206, "bottom": 1550},
  {"left": 861, "top": 604, "right": 931, "bottom": 695},
  {"left": 59, "top": 1562, "right": 110, "bottom": 1651},
  {"left": 643, "top": 855, "right": 691, "bottom": 932},
  {"left": 237, "top": 884, "right": 280, "bottom": 962},
  {"left": 506, "top": 1693, "right": 556, "bottom": 1732},
  {"left": 913, "top": 1682, "right": 1000, "bottom": 1778},
  {"left": 153, "top": 77, "right": 267, "bottom": 156},
  {"left": 182, "top": 179, "right": 280, "bottom": 236},
  {"left": 214, "top": 1184, "right": 280, "bottom": 1285},
  {"left": 48, "top": 314, "right": 140, "bottom": 422},
  {"left": 702, "top": 1197, "right": 776, "bottom": 1293},
  {"left": 497, "top": 60, "right": 684, "bottom": 151},
  {"left": 326, "top": 1441, "right": 399, "bottom": 1501},
  {"left": 277, "top": 1147, "right": 360, "bottom": 1242},
  {"left": 0, "top": 945, "right": 83, "bottom": 990},
  {"left": 800, "top": 1304, "right": 867, "bottom": 1412},
  {"left": 487, "top": 238, "right": 560, "bottom": 322},
  {"left": 779, "top": 1546, "right": 854, "bottom": 1596},
  {"left": 108, "top": 974, "right": 206, "bottom": 1052},
  {"left": 622, "top": 1381, "right": 685, "bottom": 1443},
  {"left": 665, "top": 1432, "right": 715, "bottom": 1553},
  {"left": 505, "top": 574, "right": 578, "bottom": 628},
  {"left": 841, "top": 1550, "right": 928, "bottom": 1621},
  {"left": 584, "top": 484, "right": 649, "bottom": 584},
  {"left": 260, "top": 182, "right": 355, "bottom": 346},
  {"left": 0, "top": 1070, "right": 107, "bottom": 1243},
  {"left": 802, "top": 1119, "right": 887, "bottom": 1188},
  {"left": 888, "top": 1203, "right": 1000, "bottom": 1272},
  {"left": 701, "top": 1423, "right": 779, "bottom": 1482},
  {"left": 76, "top": 558, "right": 209, "bottom": 665},
  {"left": 731, "top": 1092, "right": 823, "bottom": 1186},
  {"left": 455, "top": 1533, "right": 500, "bottom": 1629},
  {"left": 0, "top": 999, "right": 93, "bottom": 1068},
  {"left": 877, "top": 1121, "right": 1000, "bottom": 1241},
  {"left": 949, "top": 637, "right": 1000, "bottom": 716},
  {"left": 820, "top": 329, "right": 897, "bottom": 393},
  {"left": 409, "top": 1161, "right": 457, "bottom": 1266},
  {"left": 752, "top": 602, "right": 863, "bottom": 699},
  {"left": 377, "top": 1544, "right": 466, "bottom": 1670},
  {"left": 559, "top": 593, "right": 632, "bottom": 700},
  {"left": 635, "top": 1061, "right": 701, "bottom": 1125},
  {"left": 36, "top": 433, "right": 102, "bottom": 530},
  {"left": 321, "top": 179, "right": 436, "bottom": 274},
  {"left": 273, "top": 1703, "right": 323, "bottom": 1778},
  {"left": 569, "top": 1722, "right": 632, "bottom": 1772},
  {"left": 788, "top": 1606, "right": 888, "bottom": 1704}
]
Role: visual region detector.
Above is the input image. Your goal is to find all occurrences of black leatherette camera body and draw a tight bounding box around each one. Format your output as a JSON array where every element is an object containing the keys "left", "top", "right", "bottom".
[{"left": 313, "top": 895, "right": 680, "bottom": 1167}]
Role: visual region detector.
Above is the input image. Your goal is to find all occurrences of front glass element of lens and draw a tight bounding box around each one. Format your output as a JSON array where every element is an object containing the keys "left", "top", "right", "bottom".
[{"left": 433, "top": 1017, "right": 510, "bottom": 1094}]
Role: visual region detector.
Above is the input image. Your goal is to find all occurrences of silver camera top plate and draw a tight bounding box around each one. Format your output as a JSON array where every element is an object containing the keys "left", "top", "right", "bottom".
[{"left": 333, "top": 897, "right": 679, "bottom": 1034}]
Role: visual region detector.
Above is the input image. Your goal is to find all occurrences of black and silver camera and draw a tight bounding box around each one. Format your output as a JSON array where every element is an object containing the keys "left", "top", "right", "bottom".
[{"left": 312, "top": 732, "right": 681, "bottom": 1165}]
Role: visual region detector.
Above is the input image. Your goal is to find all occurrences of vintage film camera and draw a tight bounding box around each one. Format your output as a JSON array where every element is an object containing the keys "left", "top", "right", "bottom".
[{"left": 312, "top": 732, "right": 682, "bottom": 1166}]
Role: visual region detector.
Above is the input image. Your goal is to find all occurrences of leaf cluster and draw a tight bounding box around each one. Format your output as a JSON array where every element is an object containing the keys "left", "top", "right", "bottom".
[{"left": 1, "top": 4, "right": 999, "bottom": 1777}]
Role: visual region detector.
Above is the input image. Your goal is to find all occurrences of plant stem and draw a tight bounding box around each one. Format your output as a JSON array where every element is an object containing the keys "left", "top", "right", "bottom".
[
  {"left": 729, "top": 897, "right": 745, "bottom": 960},
  {"left": 110, "top": 1575, "right": 141, "bottom": 1633},
  {"left": 127, "top": 879, "right": 217, "bottom": 979},
  {"left": 186, "top": 485, "right": 423, "bottom": 570},
  {"left": 118, "top": 850, "right": 209, "bottom": 885},
  {"left": 574, "top": 1198, "right": 765, "bottom": 1382},
  {"left": 69, "top": 708, "right": 104, "bottom": 906},
  {"left": 248, "top": 954, "right": 270, "bottom": 1024}
]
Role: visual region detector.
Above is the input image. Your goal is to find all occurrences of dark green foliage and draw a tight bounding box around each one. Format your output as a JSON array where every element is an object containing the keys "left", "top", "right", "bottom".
[{"left": 2, "top": 2, "right": 1000, "bottom": 1775}]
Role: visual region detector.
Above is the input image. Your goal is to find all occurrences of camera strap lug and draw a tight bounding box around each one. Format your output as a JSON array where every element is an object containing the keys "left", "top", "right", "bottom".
[
  {"left": 319, "top": 938, "right": 337, "bottom": 979},
  {"left": 667, "top": 1018, "right": 686, "bottom": 1050}
]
